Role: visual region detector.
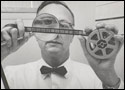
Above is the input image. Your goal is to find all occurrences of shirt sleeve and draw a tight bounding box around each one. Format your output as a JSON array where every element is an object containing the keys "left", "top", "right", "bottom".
[
  {"left": 3, "top": 66, "right": 15, "bottom": 89},
  {"left": 89, "top": 67, "right": 124, "bottom": 89},
  {"left": 84, "top": 65, "right": 103, "bottom": 89},
  {"left": 1, "top": 78, "right": 5, "bottom": 89},
  {"left": 93, "top": 72, "right": 103, "bottom": 89},
  {"left": 118, "top": 79, "right": 124, "bottom": 89}
]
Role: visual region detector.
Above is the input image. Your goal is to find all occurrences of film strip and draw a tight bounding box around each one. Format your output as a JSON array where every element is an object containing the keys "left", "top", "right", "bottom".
[
  {"left": 3, "top": 24, "right": 85, "bottom": 35},
  {"left": 1, "top": 24, "right": 86, "bottom": 46},
  {"left": 25, "top": 27, "right": 85, "bottom": 35}
]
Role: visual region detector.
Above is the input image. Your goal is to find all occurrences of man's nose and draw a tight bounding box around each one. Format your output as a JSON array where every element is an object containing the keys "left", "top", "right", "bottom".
[{"left": 54, "top": 34, "right": 62, "bottom": 40}]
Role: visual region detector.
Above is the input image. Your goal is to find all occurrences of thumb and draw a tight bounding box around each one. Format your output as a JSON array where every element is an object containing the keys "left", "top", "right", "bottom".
[
  {"left": 114, "top": 35, "right": 124, "bottom": 53},
  {"left": 78, "top": 36, "right": 89, "bottom": 56},
  {"left": 18, "top": 32, "right": 34, "bottom": 47}
]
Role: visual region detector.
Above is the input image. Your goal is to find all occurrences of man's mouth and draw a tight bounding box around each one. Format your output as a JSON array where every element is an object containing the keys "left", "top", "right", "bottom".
[{"left": 46, "top": 41, "right": 62, "bottom": 45}]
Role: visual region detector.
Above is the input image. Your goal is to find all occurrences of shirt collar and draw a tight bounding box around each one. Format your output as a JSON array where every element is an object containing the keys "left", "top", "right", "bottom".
[{"left": 59, "top": 57, "right": 71, "bottom": 78}]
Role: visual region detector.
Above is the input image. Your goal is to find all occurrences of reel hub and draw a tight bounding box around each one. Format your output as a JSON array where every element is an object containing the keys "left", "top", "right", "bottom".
[{"left": 97, "top": 40, "right": 107, "bottom": 49}]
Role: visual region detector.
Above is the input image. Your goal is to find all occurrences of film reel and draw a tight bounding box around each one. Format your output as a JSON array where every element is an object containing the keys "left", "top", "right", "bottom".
[{"left": 86, "top": 28, "right": 119, "bottom": 59}]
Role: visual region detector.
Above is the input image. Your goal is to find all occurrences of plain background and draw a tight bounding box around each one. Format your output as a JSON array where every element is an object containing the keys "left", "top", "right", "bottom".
[{"left": 1, "top": 1, "right": 124, "bottom": 81}]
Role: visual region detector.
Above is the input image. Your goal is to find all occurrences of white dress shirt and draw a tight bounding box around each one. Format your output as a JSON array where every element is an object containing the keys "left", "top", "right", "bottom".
[{"left": 1, "top": 58, "right": 124, "bottom": 89}]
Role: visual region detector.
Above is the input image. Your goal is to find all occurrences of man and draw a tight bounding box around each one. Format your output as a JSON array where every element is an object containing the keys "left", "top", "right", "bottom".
[{"left": 1, "top": 1, "right": 124, "bottom": 89}]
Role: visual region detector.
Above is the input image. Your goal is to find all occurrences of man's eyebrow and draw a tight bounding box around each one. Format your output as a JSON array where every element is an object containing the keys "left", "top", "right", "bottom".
[
  {"left": 59, "top": 20, "right": 73, "bottom": 25},
  {"left": 59, "top": 20, "right": 69, "bottom": 23}
]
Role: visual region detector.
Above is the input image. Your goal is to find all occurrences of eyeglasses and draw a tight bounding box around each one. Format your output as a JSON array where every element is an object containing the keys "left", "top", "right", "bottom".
[{"left": 32, "top": 13, "right": 74, "bottom": 41}]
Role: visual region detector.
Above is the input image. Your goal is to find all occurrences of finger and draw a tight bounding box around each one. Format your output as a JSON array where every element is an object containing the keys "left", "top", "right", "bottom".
[
  {"left": 84, "top": 27, "right": 93, "bottom": 36},
  {"left": 114, "top": 35, "right": 124, "bottom": 52},
  {"left": 1, "top": 32, "right": 4, "bottom": 42},
  {"left": 96, "top": 22, "right": 106, "bottom": 29},
  {"left": 78, "top": 36, "right": 89, "bottom": 56},
  {"left": 105, "top": 24, "right": 118, "bottom": 34},
  {"left": 1, "top": 27, "right": 12, "bottom": 47},
  {"left": 18, "top": 32, "right": 33, "bottom": 47},
  {"left": 2, "top": 23, "right": 17, "bottom": 29},
  {"left": 16, "top": 19, "right": 25, "bottom": 38},
  {"left": 10, "top": 28, "right": 18, "bottom": 51}
]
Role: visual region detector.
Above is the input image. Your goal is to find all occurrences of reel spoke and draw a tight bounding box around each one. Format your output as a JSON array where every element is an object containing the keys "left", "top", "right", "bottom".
[
  {"left": 100, "top": 29, "right": 110, "bottom": 40},
  {"left": 89, "top": 40, "right": 98, "bottom": 45},
  {"left": 105, "top": 33, "right": 114, "bottom": 41},
  {"left": 92, "top": 46, "right": 99, "bottom": 53},
  {"left": 99, "top": 29, "right": 104, "bottom": 40},
  {"left": 102, "top": 49, "right": 107, "bottom": 56},
  {"left": 107, "top": 44, "right": 115, "bottom": 49},
  {"left": 91, "top": 31, "right": 100, "bottom": 40}
]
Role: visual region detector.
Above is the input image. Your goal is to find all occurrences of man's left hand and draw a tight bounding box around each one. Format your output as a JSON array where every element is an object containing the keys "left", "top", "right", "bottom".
[{"left": 78, "top": 23, "right": 124, "bottom": 87}]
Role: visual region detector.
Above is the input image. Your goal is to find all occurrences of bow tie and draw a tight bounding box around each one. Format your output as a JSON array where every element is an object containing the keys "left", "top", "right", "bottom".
[{"left": 40, "top": 66, "right": 67, "bottom": 76}]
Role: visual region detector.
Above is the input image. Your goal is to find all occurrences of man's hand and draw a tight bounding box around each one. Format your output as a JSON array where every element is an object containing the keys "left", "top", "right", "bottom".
[
  {"left": 1, "top": 19, "right": 32, "bottom": 61},
  {"left": 78, "top": 23, "right": 124, "bottom": 87}
]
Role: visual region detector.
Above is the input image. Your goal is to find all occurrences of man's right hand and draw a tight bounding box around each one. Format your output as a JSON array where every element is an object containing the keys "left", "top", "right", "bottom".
[{"left": 1, "top": 19, "right": 32, "bottom": 61}]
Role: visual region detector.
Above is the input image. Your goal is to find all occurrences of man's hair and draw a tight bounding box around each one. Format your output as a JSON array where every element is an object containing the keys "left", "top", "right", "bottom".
[{"left": 37, "top": 1, "right": 75, "bottom": 26}]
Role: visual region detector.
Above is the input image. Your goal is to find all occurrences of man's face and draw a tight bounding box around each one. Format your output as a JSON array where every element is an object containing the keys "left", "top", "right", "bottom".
[{"left": 36, "top": 4, "right": 74, "bottom": 55}]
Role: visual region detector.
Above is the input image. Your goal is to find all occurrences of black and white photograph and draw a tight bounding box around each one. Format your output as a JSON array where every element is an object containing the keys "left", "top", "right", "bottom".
[{"left": 1, "top": 1, "right": 124, "bottom": 89}]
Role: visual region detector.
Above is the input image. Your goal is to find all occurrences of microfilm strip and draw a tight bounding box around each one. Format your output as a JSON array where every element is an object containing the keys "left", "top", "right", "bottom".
[
  {"left": 25, "top": 27, "right": 85, "bottom": 36},
  {"left": 3, "top": 24, "right": 86, "bottom": 36},
  {"left": 1, "top": 24, "right": 86, "bottom": 46}
]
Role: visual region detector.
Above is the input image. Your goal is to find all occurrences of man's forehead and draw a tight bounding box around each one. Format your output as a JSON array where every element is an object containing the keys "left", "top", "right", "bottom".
[{"left": 37, "top": 4, "right": 74, "bottom": 25}]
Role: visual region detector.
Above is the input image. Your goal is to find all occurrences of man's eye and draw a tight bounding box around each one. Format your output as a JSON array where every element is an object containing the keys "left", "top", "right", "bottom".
[
  {"left": 44, "top": 20, "right": 53, "bottom": 25},
  {"left": 60, "top": 24, "right": 69, "bottom": 28},
  {"left": 34, "top": 20, "right": 43, "bottom": 25}
]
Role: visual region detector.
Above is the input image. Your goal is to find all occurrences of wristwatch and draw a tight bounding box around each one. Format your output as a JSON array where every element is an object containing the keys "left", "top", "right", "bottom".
[{"left": 103, "top": 78, "right": 121, "bottom": 89}]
